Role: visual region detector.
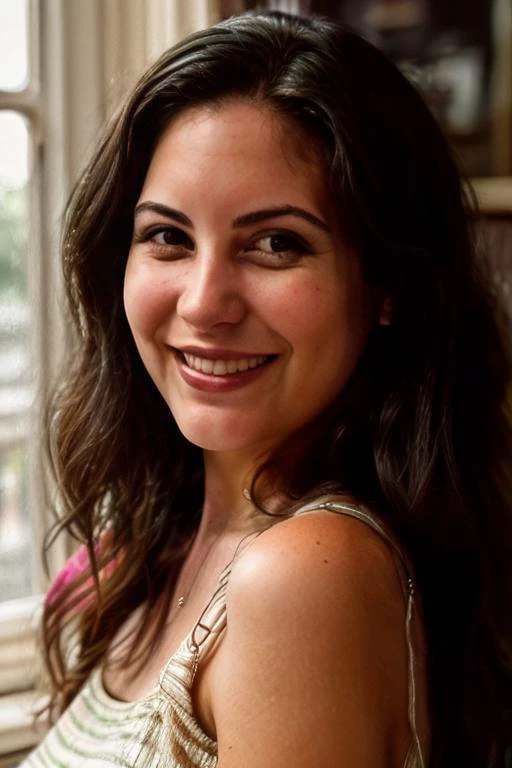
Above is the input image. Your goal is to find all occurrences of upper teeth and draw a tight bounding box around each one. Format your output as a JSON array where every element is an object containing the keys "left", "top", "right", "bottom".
[{"left": 183, "top": 353, "right": 268, "bottom": 375}]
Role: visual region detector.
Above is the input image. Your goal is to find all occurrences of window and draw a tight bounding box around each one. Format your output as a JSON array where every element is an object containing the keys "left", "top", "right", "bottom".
[
  {"left": 0, "top": 1, "right": 40, "bottom": 610},
  {"left": 0, "top": 3, "right": 45, "bottom": 762}
]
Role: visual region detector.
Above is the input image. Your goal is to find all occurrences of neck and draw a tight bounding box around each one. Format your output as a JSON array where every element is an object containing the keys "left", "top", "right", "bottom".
[{"left": 197, "top": 448, "right": 270, "bottom": 539}]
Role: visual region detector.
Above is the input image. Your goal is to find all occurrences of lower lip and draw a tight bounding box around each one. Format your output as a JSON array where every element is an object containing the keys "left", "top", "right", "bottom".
[{"left": 175, "top": 354, "right": 275, "bottom": 393}]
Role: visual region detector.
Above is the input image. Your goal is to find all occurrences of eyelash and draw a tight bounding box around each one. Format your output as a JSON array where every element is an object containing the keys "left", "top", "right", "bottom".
[
  {"left": 134, "top": 226, "right": 194, "bottom": 251},
  {"left": 243, "top": 232, "right": 312, "bottom": 266},
  {"left": 133, "top": 226, "right": 313, "bottom": 267}
]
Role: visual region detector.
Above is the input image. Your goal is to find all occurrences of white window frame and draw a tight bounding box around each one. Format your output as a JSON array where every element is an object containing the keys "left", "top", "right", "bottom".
[{"left": 0, "top": 0, "right": 47, "bottom": 693}]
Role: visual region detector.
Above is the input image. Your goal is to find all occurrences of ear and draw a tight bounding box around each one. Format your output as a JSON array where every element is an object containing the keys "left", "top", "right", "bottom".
[{"left": 379, "top": 296, "right": 394, "bottom": 326}]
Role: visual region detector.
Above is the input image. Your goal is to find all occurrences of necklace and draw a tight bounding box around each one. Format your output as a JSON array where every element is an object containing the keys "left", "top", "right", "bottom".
[
  {"left": 175, "top": 534, "right": 219, "bottom": 609},
  {"left": 175, "top": 514, "right": 257, "bottom": 609},
  {"left": 177, "top": 489, "right": 256, "bottom": 608}
]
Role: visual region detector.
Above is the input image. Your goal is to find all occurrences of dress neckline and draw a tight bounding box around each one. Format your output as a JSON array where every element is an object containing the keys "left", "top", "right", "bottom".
[{"left": 96, "top": 550, "right": 241, "bottom": 707}]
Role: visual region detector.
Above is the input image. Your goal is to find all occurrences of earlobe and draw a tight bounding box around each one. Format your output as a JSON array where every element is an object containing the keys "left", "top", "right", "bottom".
[{"left": 379, "top": 296, "right": 394, "bottom": 326}]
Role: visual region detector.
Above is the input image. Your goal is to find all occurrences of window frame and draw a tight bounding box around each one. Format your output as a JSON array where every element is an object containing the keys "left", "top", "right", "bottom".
[{"left": 0, "top": 0, "right": 44, "bottom": 601}]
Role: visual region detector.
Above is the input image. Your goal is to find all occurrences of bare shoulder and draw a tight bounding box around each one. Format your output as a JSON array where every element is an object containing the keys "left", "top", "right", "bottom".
[
  {"left": 228, "top": 507, "right": 406, "bottom": 627},
  {"left": 210, "top": 507, "right": 413, "bottom": 767}
]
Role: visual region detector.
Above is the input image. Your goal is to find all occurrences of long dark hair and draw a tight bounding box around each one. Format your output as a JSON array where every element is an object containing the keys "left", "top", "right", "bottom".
[{"left": 43, "top": 11, "right": 512, "bottom": 766}]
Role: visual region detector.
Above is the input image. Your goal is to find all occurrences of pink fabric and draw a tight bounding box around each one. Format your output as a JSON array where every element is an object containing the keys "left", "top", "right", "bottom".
[{"left": 46, "top": 532, "right": 118, "bottom": 611}]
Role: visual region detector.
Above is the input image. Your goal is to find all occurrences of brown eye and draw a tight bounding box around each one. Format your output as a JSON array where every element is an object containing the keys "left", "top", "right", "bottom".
[
  {"left": 243, "top": 231, "right": 312, "bottom": 268},
  {"left": 152, "top": 227, "right": 193, "bottom": 248},
  {"left": 249, "top": 233, "right": 307, "bottom": 254}
]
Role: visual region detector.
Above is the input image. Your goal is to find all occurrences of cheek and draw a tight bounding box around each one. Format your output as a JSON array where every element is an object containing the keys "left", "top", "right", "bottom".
[
  {"left": 264, "top": 274, "right": 341, "bottom": 347},
  {"left": 256, "top": 272, "right": 323, "bottom": 321},
  {"left": 278, "top": 271, "right": 372, "bottom": 374},
  {"left": 123, "top": 260, "right": 171, "bottom": 338}
]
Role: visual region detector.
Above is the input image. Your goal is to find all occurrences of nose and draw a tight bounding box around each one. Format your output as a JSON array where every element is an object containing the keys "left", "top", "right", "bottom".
[{"left": 176, "top": 251, "right": 246, "bottom": 332}]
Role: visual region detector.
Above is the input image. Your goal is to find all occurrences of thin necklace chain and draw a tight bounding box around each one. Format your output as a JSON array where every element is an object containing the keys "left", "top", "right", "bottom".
[
  {"left": 176, "top": 534, "right": 220, "bottom": 608},
  {"left": 176, "top": 510, "right": 259, "bottom": 609}
]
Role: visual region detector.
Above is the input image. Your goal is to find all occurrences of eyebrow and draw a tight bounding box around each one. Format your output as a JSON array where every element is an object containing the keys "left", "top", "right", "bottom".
[
  {"left": 134, "top": 202, "right": 192, "bottom": 226},
  {"left": 134, "top": 201, "right": 331, "bottom": 233},
  {"left": 233, "top": 206, "right": 331, "bottom": 233}
]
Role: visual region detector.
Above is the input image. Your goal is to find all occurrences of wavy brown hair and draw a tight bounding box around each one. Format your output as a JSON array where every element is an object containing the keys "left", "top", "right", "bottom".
[{"left": 42, "top": 11, "right": 512, "bottom": 766}]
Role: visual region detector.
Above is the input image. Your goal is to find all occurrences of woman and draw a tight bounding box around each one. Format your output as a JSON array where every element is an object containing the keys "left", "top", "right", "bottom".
[{"left": 24, "top": 10, "right": 512, "bottom": 768}]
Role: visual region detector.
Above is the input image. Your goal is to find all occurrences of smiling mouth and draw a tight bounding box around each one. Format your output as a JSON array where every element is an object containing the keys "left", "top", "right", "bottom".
[{"left": 177, "top": 351, "right": 274, "bottom": 376}]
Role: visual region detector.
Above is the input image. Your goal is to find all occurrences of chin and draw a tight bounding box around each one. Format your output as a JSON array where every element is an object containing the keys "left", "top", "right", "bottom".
[{"left": 173, "top": 415, "right": 275, "bottom": 455}]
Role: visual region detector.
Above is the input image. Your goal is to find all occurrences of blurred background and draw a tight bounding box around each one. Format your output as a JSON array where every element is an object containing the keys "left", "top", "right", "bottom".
[
  {"left": 223, "top": 0, "right": 512, "bottom": 178},
  {"left": 0, "top": 1, "right": 510, "bottom": 764}
]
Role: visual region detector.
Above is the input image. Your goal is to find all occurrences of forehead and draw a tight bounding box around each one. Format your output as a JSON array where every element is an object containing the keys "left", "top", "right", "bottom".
[
  {"left": 140, "top": 100, "right": 333, "bottom": 220},
  {"left": 155, "top": 99, "right": 323, "bottom": 161}
]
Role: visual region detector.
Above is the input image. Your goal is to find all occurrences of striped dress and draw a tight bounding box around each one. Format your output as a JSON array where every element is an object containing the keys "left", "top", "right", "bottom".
[{"left": 21, "top": 499, "right": 426, "bottom": 768}]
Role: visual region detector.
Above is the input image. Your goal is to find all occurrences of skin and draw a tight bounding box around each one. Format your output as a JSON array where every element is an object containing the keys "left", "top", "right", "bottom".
[{"left": 118, "top": 101, "right": 426, "bottom": 765}]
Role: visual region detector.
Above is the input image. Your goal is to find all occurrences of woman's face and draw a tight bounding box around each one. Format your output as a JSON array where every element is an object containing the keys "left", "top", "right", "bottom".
[{"left": 124, "top": 101, "right": 375, "bottom": 457}]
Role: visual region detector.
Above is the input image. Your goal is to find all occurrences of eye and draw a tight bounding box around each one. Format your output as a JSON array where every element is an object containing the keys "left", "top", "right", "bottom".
[
  {"left": 150, "top": 226, "right": 194, "bottom": 249},
  {"left": 133, "top": 225, "right": 194, "bottom": 254},
  {"left": 244, "top": 231, "right": 311, "bottom": 267}
]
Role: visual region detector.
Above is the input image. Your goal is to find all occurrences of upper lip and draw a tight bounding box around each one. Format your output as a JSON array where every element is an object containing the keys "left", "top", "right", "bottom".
[{"left": 173, "top": 345, "right": 276, "bottom": 360}]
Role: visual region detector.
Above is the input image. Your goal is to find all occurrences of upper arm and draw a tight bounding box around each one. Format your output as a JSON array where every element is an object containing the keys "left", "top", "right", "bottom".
[{"left": 211, "top": 511, "right": 412, "bottom": 768}]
